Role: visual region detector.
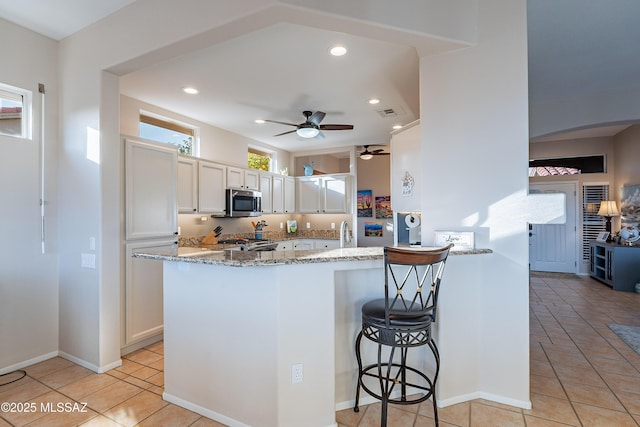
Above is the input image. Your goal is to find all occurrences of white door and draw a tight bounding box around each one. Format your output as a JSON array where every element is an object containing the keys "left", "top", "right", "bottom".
[{"left": 529, "top": 182, "right": 577, "bottom": 273}]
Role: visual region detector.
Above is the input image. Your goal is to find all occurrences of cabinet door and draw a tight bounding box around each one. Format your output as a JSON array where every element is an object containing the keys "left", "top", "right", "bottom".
[
  {"left": 276, "top": 240, "right": 294, "bottom": 251},
  {"left": 260, "top": 173, "right": 273, "bottom": 213},
  {"left": 322, "top": 175, "right": 349, "bottom": 213},
  {"left": 177, "top": 156, "right": 198, "bottom": 213},
  {"left": 272, "top": 174, "right": 285, "bottom": 214},
  {"left": 293, "top": 239, "right": 314, "bottom": 250},
  {"left": 314, "top": 239, "right": 340, "bottom": 249},
  {"left": 297, "top": 177, "right": 321, "bottom": 213},
  {"left": 198, "top": 161, "right": 226, "bottom": 214},
  {"left": 124, "top": 239, "right": 176, "bottom": 345},
  {"left": 284, "top": 177, "right": 296, "bottom": 213},
  {"left": 125, "top": 138, "right": 178, "bottom": 240},
  {"left": 227, "top": 166, "right": 244, "bottom": 189},
  {"left": 245, "top": 169, "right": 260, "bottom": 190}
]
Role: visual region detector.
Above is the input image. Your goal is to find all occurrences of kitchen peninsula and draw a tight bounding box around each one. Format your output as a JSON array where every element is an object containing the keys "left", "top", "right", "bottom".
[{"left": 133, "top": 246, "right": 494, "bottom": 427}]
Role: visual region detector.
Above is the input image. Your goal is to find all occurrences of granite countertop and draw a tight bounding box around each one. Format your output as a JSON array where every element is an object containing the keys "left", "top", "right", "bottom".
[{"left": 133, "top": 246, "right": 493, "bottom": 267}]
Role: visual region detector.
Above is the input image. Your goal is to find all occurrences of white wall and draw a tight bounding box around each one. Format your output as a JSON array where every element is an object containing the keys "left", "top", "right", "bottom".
[
  {"left": 420, "top": 0, "right": 530, "bottom": 406},
  {"left": 0, "top": 18, "right": 59, "bottom": 371}
]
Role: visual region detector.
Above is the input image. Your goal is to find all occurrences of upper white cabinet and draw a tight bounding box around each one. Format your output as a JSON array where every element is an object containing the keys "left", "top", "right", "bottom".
[
  {"left": 259, "top": 172, "right": 273, "bottom": 214},
  {"left": 296, "top": 174, "right": 350, "bottom": 214},
  {"left": 125, "top": 138, "right": 178, "bottom": 240},
  {"left": 177, "top": 156, "right": 198, "bottom": 213},
  {"left": 198, "top": 160, "right": 227, "bottom": 215},
  {"left": 227, "top": 166, "right": 259, "bottom": 190},
  {"left": 272, "top": 174, "right": 284, "bottom": 214},
  {"left": 390, "top": 121, "right": 421, "bottom": 212},
  {"left": 297, "top": 177, "right": 322, "bottom": 213},
  {"left": 284, "top": 176, "right": 296, "bottom": 214}
]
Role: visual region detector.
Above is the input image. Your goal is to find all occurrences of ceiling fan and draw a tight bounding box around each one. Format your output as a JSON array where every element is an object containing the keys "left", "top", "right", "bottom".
[
  {"left": 359, "top": 145, "right": 387, "bottom": 160},
  {"left": 264, "top": 110, "right": 354, "bottom": 139}
]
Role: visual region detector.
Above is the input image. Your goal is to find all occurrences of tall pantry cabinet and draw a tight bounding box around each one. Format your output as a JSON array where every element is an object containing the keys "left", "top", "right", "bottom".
[{"left": 123, "top": 137, "right": 178, "bottom": 350}]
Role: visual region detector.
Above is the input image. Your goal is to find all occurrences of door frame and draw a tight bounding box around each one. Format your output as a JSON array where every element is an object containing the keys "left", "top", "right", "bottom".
[{"left": 529, "top": 181, "right": 579, "bottom": 274}]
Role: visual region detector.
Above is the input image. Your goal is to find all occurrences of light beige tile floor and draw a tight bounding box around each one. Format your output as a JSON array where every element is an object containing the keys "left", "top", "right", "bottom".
[{"left": 2, "top": 272, "right": 640, "bottom": 426}]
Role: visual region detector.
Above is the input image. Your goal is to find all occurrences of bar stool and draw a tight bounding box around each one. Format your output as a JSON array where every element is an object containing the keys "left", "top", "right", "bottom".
[{"left": 354, "top": 244, "right": 453, "bottom": 426}]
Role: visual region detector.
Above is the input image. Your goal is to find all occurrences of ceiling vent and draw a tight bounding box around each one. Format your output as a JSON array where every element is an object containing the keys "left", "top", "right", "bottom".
[{"left": 376, "top": 107, "right": 404, "bottom": 118}]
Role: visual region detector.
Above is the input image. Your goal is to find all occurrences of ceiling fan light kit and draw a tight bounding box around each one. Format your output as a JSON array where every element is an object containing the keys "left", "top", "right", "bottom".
[
  {"left": 359, "top": 145, "right": 385, "bottom": 160},
  {"left": 265, "top": 110, "right": 353, "bottom": 140},
  {"left": 296, "top": 126, "right": 320, "bottom": 138}
]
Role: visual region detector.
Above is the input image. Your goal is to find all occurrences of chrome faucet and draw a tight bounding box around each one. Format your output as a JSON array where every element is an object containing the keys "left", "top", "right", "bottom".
[{"left": 339, "top": 220, "right": 352, "bottom": 248}]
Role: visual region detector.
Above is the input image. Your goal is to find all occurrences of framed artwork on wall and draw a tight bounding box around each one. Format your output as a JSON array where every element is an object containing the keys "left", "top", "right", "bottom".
[
  {"left": 375, "top": 196, "right": 392, "bottom": 218},
  {"left": 357, "top": 190, "right": 373, "bottom": 217}
]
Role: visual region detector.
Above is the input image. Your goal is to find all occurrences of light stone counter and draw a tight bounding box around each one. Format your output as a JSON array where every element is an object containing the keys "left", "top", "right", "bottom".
[{"left": 133, "top": 245, "right": 492, "bottom": 267}]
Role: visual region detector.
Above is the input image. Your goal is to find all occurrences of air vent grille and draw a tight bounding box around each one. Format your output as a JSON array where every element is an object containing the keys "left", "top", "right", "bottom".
[{"left": 376, "top": 107, "right": 404, "bottom": 118}]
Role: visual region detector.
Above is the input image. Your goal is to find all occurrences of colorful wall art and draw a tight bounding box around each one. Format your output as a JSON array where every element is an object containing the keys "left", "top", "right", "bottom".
[{"left": 357, "top": 190, "right": 373, "bottom": 217}]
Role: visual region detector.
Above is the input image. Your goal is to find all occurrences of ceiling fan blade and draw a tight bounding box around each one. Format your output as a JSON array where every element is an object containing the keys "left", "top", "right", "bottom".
[
  {"left": 372, "top": 149, "right": 384, "bottom": 154},
  {"left": 264, "top": 119, "right": 298, "bottom": 127},
  {"left": 320, "top": 124, "right": 354, "bottom": 131},
  {"left": 315, "top": 130, "right": 326, "bottom": 139},
  {"left": 273, "top": 129, "right": 297, "bottom": 137},
  {"left": 309, "top": 111, "right": 326, "bottom": 125}
]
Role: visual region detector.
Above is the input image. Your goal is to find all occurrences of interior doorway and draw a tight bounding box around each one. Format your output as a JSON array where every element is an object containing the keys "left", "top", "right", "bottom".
[{"left": 529, "top": 182, "right": 578, "bottom": 273}]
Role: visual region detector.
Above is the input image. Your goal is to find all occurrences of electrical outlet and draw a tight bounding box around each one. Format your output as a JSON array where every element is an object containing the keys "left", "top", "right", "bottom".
[
  {"left": 280, "top": 222, "right": 284, "bottom": 229},
  {"left": 291, "top": 363, "right": 303, "bottom": 384},
  {"left": 81, "top": 253, "right": 96, "bottom": 269},
  {"left": 331, "top": 222, "right": 335, "bottom": 229},
  {"left": 306, "top": 222, "right": 311, "bottom": 229}
]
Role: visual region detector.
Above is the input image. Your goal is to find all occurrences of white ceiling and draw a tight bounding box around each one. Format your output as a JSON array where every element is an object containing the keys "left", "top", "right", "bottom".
[
  {"left": 119, "top": 22, "right": 420, "bottom": 152},
  {"left": 2, "top": 1, "right": 639, "bottom": 150}
]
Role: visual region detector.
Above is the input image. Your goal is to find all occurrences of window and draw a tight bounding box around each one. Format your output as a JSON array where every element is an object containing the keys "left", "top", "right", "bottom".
[
  {"left": 139, "top": 114, "right": 195, "bottom": 155},
  {"left": 248, "top": 147, "right": 271, "bottom": 171},
  {"left": 529, "top": 155, "right": 606, "bottom": 176},
  {"left": 582, "top": 184, "right": 609, "bottom": 261},
  {"left": 0, "top": 83, "right": 31, "bottom": 139}
]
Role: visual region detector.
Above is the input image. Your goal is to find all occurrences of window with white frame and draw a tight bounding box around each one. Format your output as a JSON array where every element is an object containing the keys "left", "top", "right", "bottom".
[
  {"left": 0, "top": 83, "right": 32, "bottom": 139},
  {"left": 139, "top": 114, "right": 196, "bottom": 155}
]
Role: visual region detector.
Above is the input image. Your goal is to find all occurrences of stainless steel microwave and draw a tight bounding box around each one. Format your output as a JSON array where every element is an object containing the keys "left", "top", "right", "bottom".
[{"left": 225, "top": 188, "right": 262, "bottom": 217}]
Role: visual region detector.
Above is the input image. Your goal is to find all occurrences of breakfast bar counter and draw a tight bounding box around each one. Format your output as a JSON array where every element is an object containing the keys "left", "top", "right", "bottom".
[{"left": 132, "top": 246, "right": 524, "bottom": 427}]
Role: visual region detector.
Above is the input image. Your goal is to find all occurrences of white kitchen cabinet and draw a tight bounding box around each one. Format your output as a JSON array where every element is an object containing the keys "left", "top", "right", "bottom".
[
  {"left": 259, "top": 172, "right": 273, "bottom": 213},
  {"left": 125, "top": 138, "right": 178, "bottom": 240},
  {"left": 322, "top": 174, "right": 349, "bottom": 213},
  {"left": 314, "top": 239, "right": 340, "bottom": 249},
  {"left": 293, "top": 240, "right": 314, "bottom": 250},
  {"left": 296, "top": 174, "right": 350, "bottom": 214},
  {"left": 297, "top": 177, "right": 321, "bottom": 213},
  {"left": 284, "top": 176, "right": 296, "bottom": 214},
  {"left": 198, "top": 160, "right": 227, "bottom": 215},
  {"left": 245, "top": 169, "right": 260, "bottom": 190},
  {"left": 177, "top": 156, "right": 198, "bottom": 213},
  {"left": 227, "top": 166, "right": 260, "bottom": 190},
  {"left": 272, "top": 174, "right": 285, "bottom": 214},
  {"left": 390, "top": 120, "right": 421, "bottom": 212},
  {"left": 124, "top": 239, "right": 176, "bottom": 346},
  {"left": 276, "top": 240, "right": 294, "bottom": 251}
]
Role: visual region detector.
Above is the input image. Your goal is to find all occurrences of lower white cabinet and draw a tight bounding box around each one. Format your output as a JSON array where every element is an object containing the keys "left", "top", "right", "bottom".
[
  {"left": 313, "top": 239, "right": 340, "bottom": 249},
  {"left": 276, "top": 240, "right": 294, "bottom": 251},
  {"left": 293, "top": 240, "right": 314, "bottom": 250},
  {"left": 124, "top": 239, "right": 176, "bottom": 346}
]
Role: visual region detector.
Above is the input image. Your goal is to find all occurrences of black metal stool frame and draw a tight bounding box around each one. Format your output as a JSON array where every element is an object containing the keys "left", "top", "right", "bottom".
[{"left": 354, "top": 244, "right": 453, "bottom": 427}]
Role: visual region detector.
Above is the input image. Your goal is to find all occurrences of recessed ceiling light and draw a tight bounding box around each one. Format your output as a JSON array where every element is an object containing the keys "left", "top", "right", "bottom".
[
  {"left": 182, "top": 87, "right": 199, "bottom": 95},
  {"left": 255, "top": 119, "right": 265, "bottom": 124},
  {"left": 329, "top": 45, "right": 347, "bottom": 56},
  {"left": 369, "top": 98, "right": 380, "bottom": 105},
  {"left": 392, "top": 124, "right": 403, "bottom": 130}
]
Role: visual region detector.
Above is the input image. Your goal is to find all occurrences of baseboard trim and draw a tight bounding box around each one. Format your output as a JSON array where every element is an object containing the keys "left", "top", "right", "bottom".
[
  {"left": 0, "top": 351, "right": 58, "bottom": 375},
  {"left": 163, "top": 392, "right": 251, "bottom": 427}
]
